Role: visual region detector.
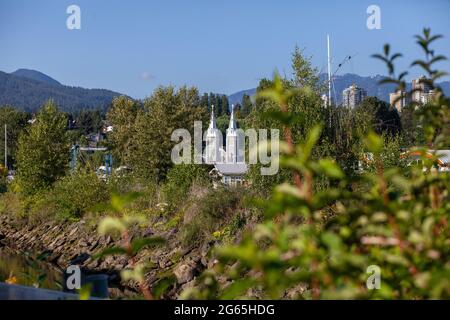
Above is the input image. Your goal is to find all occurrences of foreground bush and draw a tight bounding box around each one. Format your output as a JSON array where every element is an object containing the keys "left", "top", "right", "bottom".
[{"left": 183, "top": 29, "right": 450, "bottom": 300}]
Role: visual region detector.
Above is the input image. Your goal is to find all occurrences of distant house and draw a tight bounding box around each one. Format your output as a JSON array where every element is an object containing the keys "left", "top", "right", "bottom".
[
  {"left": 358, "top": 149, "right": 450, "bottom": 173},
  {"left": 205, "top": 105, "right": 248, "bottom": 187},
  {"left": 402, "top": 150, "right": 450, "bottom": 172}
]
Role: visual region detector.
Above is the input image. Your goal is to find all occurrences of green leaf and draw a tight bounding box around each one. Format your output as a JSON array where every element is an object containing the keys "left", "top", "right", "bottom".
[
  {"left": 220, "top": 278, "right": 256, "bottom": 299},
  {"left": 364, "top": 131, "right": 383, "bottom": 154},
  {"left": 131, "top": 237, "right": 165, "bottom": 254},
  {"left": 93, "top": 246, "right": 128, "bottom": 259},
  {"left": 98, "top": 217, "right": 127, "bottom": 235},
  {"left": 110, "top": 192, "right": 142, "bottom": 212},
  {"left": 152, "top": 276, "right": 177, "bottom": 299},
  {"left": 321, "top": 232, "right": 343, "bottom": 251},
  {"left": 121, "top": 264, "right": 146, "bottom": 282},
  {"left": 78, "top": 283, "right": 92, "bottom": 300},
  {"left": 317, "top": 159, "right": 344, "bottom": 179},
  {"left": 302, "top": 124, "right": 322, "bottom": 159}
]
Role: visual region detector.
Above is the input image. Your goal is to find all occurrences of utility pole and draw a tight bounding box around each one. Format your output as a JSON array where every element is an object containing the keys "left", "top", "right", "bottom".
[
  {"left": 327, "top": 34, "right": 332, "bottom": 108},
  {"left": 4, "top": 124, "right": 7, "bottom": 169},
  {"left": 327, "top": 34, "right": 332, "bottom": 128}
]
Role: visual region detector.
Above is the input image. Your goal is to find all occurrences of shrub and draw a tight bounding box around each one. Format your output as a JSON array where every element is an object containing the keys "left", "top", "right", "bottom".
[
  {"left": 161, "top": 164, "right": 209, "bottom": 212},
  {"left": 180, "top": 186, "right": 242, "bottom": 247},
  {"left": 29, "top": 171, "right": 109, "bottom": 220},
  {"left": 0, "top": 192, "right": 23, "bottom": 217}
]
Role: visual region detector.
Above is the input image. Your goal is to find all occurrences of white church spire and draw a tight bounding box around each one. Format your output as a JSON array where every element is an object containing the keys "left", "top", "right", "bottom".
[
  {"left": 209, "top": 104, "right": 217, "bottom": 129},
  {"left": 205, "top": 105, "right": 221, "bottom": 164},
  {"left": 228, "top": 104, "right": 237, "bottom": 131},
  {"left": 226, "top": 104, "right": 238, "bottom": 163}
]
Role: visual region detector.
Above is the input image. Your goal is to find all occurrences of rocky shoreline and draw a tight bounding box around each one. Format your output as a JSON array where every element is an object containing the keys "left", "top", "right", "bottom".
[{"left": 0, "top": 214, "right": 212, "bottom": 299}]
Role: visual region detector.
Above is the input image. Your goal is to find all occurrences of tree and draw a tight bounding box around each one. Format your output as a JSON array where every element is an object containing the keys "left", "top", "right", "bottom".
[
  {"left": 15, "top": 100, "right": 70, "bottom": 195},
  {"left": 241, "top": 94, "right": 253, "bottom": 117},
  {"left": 245, "top": 48, "right": 325, "bottom": 195},
  {"left": 200, "top": 93, "right": 209, "bottom": 109},
  {"left": 0, "top": 106, "right": 29, "bottom": 169},
  {"left": 130, "top": 86, "right": 207, "bottom": 182},
  {"left": 209, "top": 93, "right": 217, "bottom": 116},
  {"left": 220, "top": 95, "right": 230, "bottom": 116},
  {"left": 356, "top": 97, "right": 401, "bottom": 136},
  {"left": 73, "top": 109, "right": 103, "bottom": 135},
  {"left": 106, "top": 96, "right": 140, "bottom": 166},
  {"left": 400, "top": 104, "right": 424, "bottom": 147},
  {"left": 291, "top": 45, "right": 320, "bottom": 90}
]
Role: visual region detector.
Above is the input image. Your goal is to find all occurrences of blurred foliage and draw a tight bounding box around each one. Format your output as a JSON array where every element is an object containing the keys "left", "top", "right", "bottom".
[
  {"left": 95, "top": 193, "right": 165, "bottom": 300},
  {"left": 183, "top": 28, "right": 450, "bottom": 300}
]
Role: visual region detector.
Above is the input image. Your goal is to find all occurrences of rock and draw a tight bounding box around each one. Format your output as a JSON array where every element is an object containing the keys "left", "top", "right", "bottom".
[
  {"left": 207, "top": 258, "right": 219, "bottom": 269},
  {"left": 174, "top": 258, "right": 202, "bottom": 284},
  {"left": 180, "top": 279, "right": 196, "bottom": 291},
  {"left": 70, "top": 252, "right": 90, "bottom": 265},
  {"left": 283, "top": 283, "right": 307, "bottom": 299},
  {"left": 68, "top": 227, "right": 79, "bottom": 237}
]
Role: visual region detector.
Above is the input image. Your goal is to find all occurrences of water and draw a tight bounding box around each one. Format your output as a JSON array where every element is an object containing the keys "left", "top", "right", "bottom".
[{"left": 0, "top": 246, "right": 63, "bottom": 290}]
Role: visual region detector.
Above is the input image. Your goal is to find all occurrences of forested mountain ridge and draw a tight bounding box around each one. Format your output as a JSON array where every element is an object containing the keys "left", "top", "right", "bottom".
[
  {"left": 0, "top": 69, "right": 124, "bottom": 112},
  {"left": 11, "top": 69, "right": 62, "bottom": 86}
]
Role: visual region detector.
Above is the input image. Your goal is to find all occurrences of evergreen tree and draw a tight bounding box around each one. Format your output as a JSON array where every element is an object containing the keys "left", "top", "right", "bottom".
[
  {"left": 74, "top": 109, "right": 103, "bottom": 135},
  {"left": 216, "top": 95, "right": 223, "bottom": 116},
  {"left": 356, "top": 96, "right": 401, "bottom": 136},
  {"left": 209, "top": 93, "right": 216, "bottom": 116},
  {"left": 400, "top": 104, "right": 424, "bottom": 147},
  {"left": 221, "top": 95, "right": 229, "bottom": 115},
  {"left": 241, "top": 94, "right": 253, "bottom": 117},
  {"left": 15, "top": 100, "right": 70, "bottom": 195},
  {"left": 200, "top": 93, "right": 209, "bottom": 109}
]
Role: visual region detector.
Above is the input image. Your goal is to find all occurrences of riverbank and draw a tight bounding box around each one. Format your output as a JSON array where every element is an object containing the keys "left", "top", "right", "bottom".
[{"left": 0, "top": 214, "right": 214, "bottom": 299}]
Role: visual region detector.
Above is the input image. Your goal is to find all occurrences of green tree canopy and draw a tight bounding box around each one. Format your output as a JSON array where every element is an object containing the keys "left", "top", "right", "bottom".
[
  {"left": 130, "top": 86, "right": 207, "bottom": 182},
  {"left": 15, "top": 100, "right": 70, "bottom": 195},
  {"left": 0, "top": 106, "right": 29, "bottom": 169},
  {"left": 106, "top": 96, "right": 141, "bottom": 165}
]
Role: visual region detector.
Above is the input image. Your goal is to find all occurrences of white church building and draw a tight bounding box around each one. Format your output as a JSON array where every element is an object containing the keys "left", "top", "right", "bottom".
[{"left": 205, "top": 105, "right": 248, "bottom": 187}]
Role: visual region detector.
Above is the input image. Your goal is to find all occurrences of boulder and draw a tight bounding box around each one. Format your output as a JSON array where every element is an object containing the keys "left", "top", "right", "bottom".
[{"left": 174, "top": 262, "right": 198, "bottom": 284}]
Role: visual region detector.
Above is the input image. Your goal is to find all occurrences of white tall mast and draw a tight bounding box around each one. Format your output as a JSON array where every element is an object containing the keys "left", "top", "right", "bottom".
[
  {"left": 327, "top": 34, "right": 332, "bottom": 108},
  {"left": 4, "top": 124, "right": 7, "bottom": 169}
]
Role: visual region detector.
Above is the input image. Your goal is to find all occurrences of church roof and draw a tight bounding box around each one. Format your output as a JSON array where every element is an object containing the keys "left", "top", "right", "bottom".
[{"left": 214, "top": 162, "right": 248, "bottom": 175}]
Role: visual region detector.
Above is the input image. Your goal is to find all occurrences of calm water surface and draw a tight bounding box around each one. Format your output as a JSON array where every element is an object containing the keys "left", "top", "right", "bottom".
[{"left": 0, "top": 246, "right": 62, "bottom": 290}]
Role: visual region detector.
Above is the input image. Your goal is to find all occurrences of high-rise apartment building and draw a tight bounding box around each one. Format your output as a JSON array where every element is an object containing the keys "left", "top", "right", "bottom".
[
  {"left": 342, "top": 84, "right": 367, "bottom": 108},
  {"left": 412, "top": 76, "right": 434, "bottom": 104},
  {"left": 390, "top": 90, "right": 410, "bottom": 113}
]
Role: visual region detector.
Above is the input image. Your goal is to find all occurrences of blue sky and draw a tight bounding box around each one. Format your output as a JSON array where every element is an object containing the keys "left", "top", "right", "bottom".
[{"left": 0, "top": 0, "right": 449, "bottom": 99}]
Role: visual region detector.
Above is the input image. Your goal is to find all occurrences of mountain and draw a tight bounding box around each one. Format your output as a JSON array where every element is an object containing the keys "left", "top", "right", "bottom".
[
  {"left": 11, "top": 69, "right": 62, "bottom": 87},
  {"left": 228, "top": 73, "right": 450, "bottom": 105},
  {"left": 0, "top": 69, "right": 124, "bottom": 113},
  {"left": 228, "top": 88, "right": 256, "bottom": 106},
  {"left": 319, "top": 73, "right": 397, "bottom": 104}
]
